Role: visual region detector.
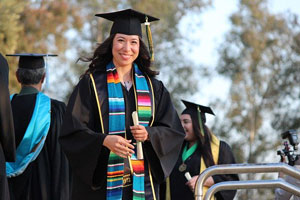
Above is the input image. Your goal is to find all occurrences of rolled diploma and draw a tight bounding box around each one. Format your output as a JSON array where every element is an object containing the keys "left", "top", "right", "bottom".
[
  {"left": 185, "top": 172, "right": 192, "bottom": 181},
  {"left": 132, "top": 111, "right": 143, "bottom": 160}
]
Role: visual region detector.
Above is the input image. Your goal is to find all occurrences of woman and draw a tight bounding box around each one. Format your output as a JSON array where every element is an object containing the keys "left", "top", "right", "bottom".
[
  {"left": 59, "top": 9, "right": 185, "bottom": 200},
  {"left": 168, "top": 100, "right": 239, "bottom": 200}
]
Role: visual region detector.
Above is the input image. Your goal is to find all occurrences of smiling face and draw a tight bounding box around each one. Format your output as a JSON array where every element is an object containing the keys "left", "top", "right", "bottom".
[
  {"left": 112, "top": 33, "right": 140, "bottom": 69},
  {"left": 180, "top": 114, "right": 197, "bottom": 142}
]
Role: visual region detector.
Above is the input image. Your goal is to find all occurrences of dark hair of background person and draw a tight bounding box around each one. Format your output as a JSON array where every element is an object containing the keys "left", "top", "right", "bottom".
[
  {"left": 79, "top": 34, "right": 158, "bottom": 77},
  {"left": 182, "top": 109, "right": 215, "bottom": 167},
  {"left": 16, "top": 68, "right": 45, "bottom": 85}
]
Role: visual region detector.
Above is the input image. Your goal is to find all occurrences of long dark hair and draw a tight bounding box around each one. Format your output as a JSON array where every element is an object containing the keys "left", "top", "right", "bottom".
[
  {"left": 80, "top": 34, "right": 158, "bottom": 77},
  {"left": 182, "top": 109, "right": 215, "bottom": 167}
]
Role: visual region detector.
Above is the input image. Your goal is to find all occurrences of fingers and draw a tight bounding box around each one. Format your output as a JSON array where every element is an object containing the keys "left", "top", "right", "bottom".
[
  {"left": 130, "top": 125, "right": 148, "bottom": 142},
  {"left": 116, "top": 139, "right": 135, "bottom": 157},
  {"left": 117, "top": 141, "right": 134, "bottom": 154},
  {"left": 185, "top": 181, "right": 194, "bottom": 193},
  {"left": 104, "top": 136, "right": 136, "bottom": 158}
]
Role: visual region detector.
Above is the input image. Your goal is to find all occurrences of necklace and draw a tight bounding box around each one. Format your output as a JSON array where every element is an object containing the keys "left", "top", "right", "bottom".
[{"left": 179, "top": 142, "right": 198, "bottom": 172}]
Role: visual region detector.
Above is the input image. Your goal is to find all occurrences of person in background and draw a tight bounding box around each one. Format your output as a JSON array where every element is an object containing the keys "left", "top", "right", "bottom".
[
  {"left": 167, "top": 100, "right": 239, "bottom": 200},
  {"left": 0, "top": 53, "right": 15, "bottom": 200},
  {"left": 6, "top": 53, "right": 71, "bottom": 200},
  {"left": 59, "top": 8, "right": 185, "bottom": 200},
  {"left": 275, "top": 155, "right": 300, "bottom": 200}
]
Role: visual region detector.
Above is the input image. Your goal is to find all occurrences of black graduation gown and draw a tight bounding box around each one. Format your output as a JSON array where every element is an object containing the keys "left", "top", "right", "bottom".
[
  {"left": 169, "top": 141, "right": 239, "bottom": 200},
  {"left": 8, "top": 93, "right": 71, "bottom": 200},
  {"left": 59, "top": 69, "right": 185, "bottom": 200},
  {"left": 0, "top": 65, "right": 15, "bottom": 200},
  {"left": 0, "top": 53, "right": 9, "bottom": 85}
]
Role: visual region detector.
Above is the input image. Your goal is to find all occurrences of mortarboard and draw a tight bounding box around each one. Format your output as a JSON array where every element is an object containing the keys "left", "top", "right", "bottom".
[
  {"left": 95, "top": 9, "right": 159, "bottom": 61},
  {"left": 6, "top": 53, "right": 57, "bottom": 69},
  {"left": 181, "top": 100, "right": 215, "bottom": 136},
  {"left": 6, "top": 53, "right": 57, "bottom": 89},
  {"left": 95, "top": 9, "right": 159, "bottom": 37}
]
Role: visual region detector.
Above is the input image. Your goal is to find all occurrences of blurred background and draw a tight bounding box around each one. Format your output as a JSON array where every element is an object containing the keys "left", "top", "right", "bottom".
[{"left": 1, "top": 0, "right": 299, "bottom": 199}]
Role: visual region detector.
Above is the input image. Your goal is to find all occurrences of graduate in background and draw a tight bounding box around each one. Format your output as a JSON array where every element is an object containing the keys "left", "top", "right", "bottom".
[
  {"left": 167, "top": 100, "right": 239, "bottom": 200},
  {"left": 0, "top": 53, "right": 15, "bottom": 200},
  {"left": 6, "top": 54, "right": 71, "bottom": 200},
  {"left": 59, "top": 8, "right": 185, "bottom": 200}
]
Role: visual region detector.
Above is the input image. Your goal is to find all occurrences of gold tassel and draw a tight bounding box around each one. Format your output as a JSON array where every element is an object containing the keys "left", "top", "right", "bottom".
[
  {"left": 198, "top": 106, "right": 205, "bottom": 137},
  {"left": 145, "top": 16, "right": 154, "bottom": 61}
]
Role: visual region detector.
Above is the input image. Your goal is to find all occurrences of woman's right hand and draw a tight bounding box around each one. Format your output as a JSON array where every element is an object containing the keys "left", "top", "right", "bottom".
[
  {"left": 103, "top": 135, "right": 135, "bottom": 158},
  {"left": 186, "top": 175, "right": 199, "bottom": 192}
]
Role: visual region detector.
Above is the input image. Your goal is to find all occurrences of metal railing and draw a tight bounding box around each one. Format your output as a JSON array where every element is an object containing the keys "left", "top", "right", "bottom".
[{"left": 194, "top": 163, "right": 300, "bottom": 200}]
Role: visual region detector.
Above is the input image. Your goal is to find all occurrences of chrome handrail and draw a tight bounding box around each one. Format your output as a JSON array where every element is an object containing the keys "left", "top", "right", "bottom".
[
  {"left": 204, "top": 179, "right": 300, "bottom": 200},
  {"left": 194, "top": 163, "right": 300, "bottom": 200}
]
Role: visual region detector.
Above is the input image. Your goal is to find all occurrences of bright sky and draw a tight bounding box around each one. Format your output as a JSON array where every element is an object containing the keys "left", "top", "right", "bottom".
[
  {"left": 176, "top": 0, "right": 300, "bottom": 126},
  {"left": 179, "top": 0, "right": 300, "bottom": 106}
]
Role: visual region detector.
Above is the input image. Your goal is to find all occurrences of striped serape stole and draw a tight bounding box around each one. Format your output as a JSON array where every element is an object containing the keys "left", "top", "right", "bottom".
[
  {"left": 106, "top": 62, "right": 126, "bottom": 200},
  {"left": 131, "top": 64, "right": 152, "bottom": 200}
]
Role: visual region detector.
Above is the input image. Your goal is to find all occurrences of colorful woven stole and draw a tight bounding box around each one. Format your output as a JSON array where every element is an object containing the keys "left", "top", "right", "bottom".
[{"left": 106, "top": 62, "right": 152, "bottom": 200}]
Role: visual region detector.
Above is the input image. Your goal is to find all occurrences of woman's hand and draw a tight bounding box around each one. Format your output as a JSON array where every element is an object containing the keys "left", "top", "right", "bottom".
[
  {"left": 185, "top": 175, "right": 215, "bottom": 192},
  {"left": 103, "top": 135, "right": 135, "bottom": 158},
  {"left": 130, "top": 125, "right": 149, "bottom": 142},
  {"left": 186, "top": 175, "right": 199, "bottom": 192},
  {"left": 203, "top": 176, "right": 215, "bottom": 187}
]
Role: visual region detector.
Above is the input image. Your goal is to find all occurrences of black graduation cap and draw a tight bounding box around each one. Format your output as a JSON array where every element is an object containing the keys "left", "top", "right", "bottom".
[
  {"left": 6, "top": 53, "right": 57, "bottom": 69},
  {"left": 95, "top": 8, "right": 159, "bottom": 37},
  {"left": 181, "top": 100, "right": 215, "bottom": 136}
]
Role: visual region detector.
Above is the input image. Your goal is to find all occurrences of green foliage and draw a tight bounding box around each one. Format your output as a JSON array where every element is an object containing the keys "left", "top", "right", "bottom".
[
  {"left": 0, "top": 0, "right": 24, "bottom": 53},
  {"left": 214, "top": 0, "right": 300, "bottom": 199},
  {"left": 1, "top": 0, "right": 83, "bottom": 93}
]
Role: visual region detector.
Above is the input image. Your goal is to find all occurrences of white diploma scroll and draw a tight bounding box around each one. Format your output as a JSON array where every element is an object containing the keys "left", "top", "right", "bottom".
[
  {"left": 132, "top": 111, "right": 144, "bottom": 160},
  {"left": 185, "top": 172, "right": 192, "bottom": 181}
]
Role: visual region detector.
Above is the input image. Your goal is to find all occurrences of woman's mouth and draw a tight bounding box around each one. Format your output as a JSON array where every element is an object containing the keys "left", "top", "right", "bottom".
[{"left": 120, "top": 54, "right": 131, "bottom": 60}]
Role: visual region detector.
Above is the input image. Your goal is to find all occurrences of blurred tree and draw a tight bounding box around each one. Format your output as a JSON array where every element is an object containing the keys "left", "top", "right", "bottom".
[
  {"left": 0, "top": 0, "right": 24, "bottom": 54},
  {"left": 65, "top": 0, "right": 212, "bottom": 107},
  {"left": 1, "top": 0, "right": 83, "bottom": 93},
  {"left": 213, "top": 0, "right": 300, "bottom": 199}
]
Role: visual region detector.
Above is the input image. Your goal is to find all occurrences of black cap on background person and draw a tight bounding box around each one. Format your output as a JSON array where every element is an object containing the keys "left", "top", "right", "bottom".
[
  {"left": 6, "top": 53, "right": 57, "bottom": 69},
  {"left": 6, "top": 53, "right": 57, "bottom": 88},
  {"left": 181, "top": 100, "right": 215, "bottom": 136}
]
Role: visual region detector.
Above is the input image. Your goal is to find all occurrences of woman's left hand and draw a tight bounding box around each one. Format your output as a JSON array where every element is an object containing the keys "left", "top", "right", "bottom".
[{"left": 130, "top": 125, "right": 149, "bottom": 142}]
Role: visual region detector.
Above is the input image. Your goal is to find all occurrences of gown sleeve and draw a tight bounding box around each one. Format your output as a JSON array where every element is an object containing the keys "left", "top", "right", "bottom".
[
  {"left": 212, "top": 141, "right": 239, "bottom": 200},
  {"left": 0, "top": 75, "right": 15, "bottom": 162},
  {"left": 144, "top": 80, "right": 185, "bottom": 183},
  {"left": 59, "top": 75, "right": 108, "bottom": 188},
  {"left": 48, "top": 99, "right": 71, "bottom": 199}
]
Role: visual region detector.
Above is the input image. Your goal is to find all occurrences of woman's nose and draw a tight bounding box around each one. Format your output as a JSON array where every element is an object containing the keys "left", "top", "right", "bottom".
[{"left": 123, "top": 42, "right": 130, "bottom": 51}]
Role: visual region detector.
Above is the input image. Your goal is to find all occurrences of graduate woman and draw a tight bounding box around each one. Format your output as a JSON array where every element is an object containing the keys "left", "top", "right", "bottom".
[
  {"left": 167, "top": 100, "right": 239, "bottom": 200},
  {"left": 59, "top": 9, "right": 185, "bottom": 200}
]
